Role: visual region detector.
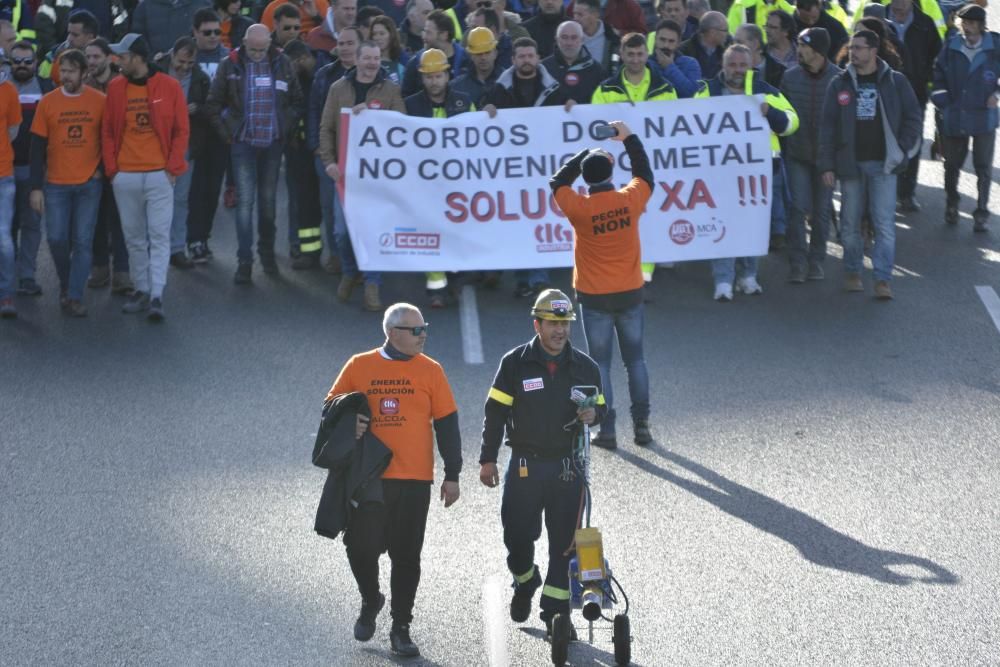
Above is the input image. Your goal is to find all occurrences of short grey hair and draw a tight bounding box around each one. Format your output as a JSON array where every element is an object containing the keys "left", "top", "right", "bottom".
[
  {"left": 698, "top": 10, "right": 727, "bottom": 32},
  {"left": 557, "top": 20, "right": 584, "bottom": 37},
  {"left": 383, "top": 302, "right": 423, "bottom": 337},
  {"left": 735, "top": 23, "right": 763, "bottom": 47}
]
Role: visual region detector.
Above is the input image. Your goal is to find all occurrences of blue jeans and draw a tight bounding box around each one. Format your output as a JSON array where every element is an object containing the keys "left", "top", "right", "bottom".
[
  {"left": 44, "top": 178, "right": 103, "bottom": 300},
  {"left": 313, "top": 155, "right": 338, "bottom": 256},
  {"left": 711, "top": 256, "right": 758, "bottom": 286},
  {"left": 580, "top": 302, "right": 650, "bottom": 434},
  {"left": 839, "top": 161, "right": 897, "bottom": 282},
  {"left": 171, "top": 155, "right": 193, "bottom": 254},
  {"left": 333, "top": 182, "right": 381, "bottom": 285},
  {"left": 0, "top": 177, "right": 15, "bottom": 300},
  {"left": 231, "top": 141, "right": 282, "bottom": 263},
  {"left": 770, "top": 158, "right": 788, "bottom": 236},
  {"left": 13, "top": 167, "right": 42, "bottom": 283},
  {"left": 785, "top": 157, "right": 832, "bottom": 269}
]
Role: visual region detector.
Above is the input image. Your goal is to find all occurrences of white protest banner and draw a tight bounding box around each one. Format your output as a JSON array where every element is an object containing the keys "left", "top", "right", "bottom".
[{"left": 337, "top": 96, "right": 773, "bottom": 271}]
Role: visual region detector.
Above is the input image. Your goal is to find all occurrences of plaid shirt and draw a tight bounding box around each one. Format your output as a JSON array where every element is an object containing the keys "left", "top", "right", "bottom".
[{"left": 241, "top": 58, "right": 278, "bottom": 147}]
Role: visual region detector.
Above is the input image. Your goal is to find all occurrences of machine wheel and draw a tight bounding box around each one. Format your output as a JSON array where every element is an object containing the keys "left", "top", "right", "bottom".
[
  {"left": 613, "top": 614, "right": 631, "bottom": 666},
  {"left": 550, "top": 614, "right": 571, "bottom": 666}
]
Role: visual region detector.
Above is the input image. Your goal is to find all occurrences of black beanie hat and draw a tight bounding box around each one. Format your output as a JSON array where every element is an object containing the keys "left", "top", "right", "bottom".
[{"left": 581, "top": 151, "right": 613, "bottom": 184}]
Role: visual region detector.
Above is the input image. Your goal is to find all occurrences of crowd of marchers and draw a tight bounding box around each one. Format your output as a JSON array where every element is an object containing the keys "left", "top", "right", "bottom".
[{"left": 0, "top": 0, "right": 997, "bottom": 320}]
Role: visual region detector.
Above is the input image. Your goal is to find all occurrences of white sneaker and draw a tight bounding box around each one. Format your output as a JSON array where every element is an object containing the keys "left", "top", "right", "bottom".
[
  {"left": 714, "top": 282, "right": 733, "bottom": 301},
  {"left": 736, "top": 276, "right": 763, "bottom": 295}
]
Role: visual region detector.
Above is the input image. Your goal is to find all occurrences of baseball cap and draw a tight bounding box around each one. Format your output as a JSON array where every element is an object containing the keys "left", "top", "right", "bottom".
[{"left": 109, "top": 33, "right": 150, "bottom": 60}]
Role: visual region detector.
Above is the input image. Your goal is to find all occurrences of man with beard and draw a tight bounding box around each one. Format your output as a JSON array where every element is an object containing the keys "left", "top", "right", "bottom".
[
  {"left": 484, "top": 37, "right": 568, "bottom": 299},
  {"left": 82, "top": 37, "right": 132, "bottom": 295},
  {"left": 541, "top": 20, "right": 606, "bottom": 103},
  {"left": 28, "top": 49, "right": 104, "bottom": 317},
  {"left": 819, "top": 30, "right": 920, "bottom": 299},
  {"left": 8, "top": 40, "right": 51, "bottom": 299},
  {"left": 780, "top": 27, "right": 839, "bottom": 283},
  {"left": 405, "top": 48, "right": 474, "bottom": 309},
  {"left": 38, "top": 9, "right": 99, "bottom": 85},
  {"left": 103, "top": 34, "right": 190, "bottom": 321},
  {"left": 648, "top": 18, "right": 702, "bottom": 97},
  {"left": 452, "top": 26, "right": 503, "bottom": 108}
]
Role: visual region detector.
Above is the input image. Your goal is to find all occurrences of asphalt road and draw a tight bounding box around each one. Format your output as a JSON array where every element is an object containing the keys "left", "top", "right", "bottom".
[{"left": 3, "top": 78, "right": 1000, "bottom": 667}]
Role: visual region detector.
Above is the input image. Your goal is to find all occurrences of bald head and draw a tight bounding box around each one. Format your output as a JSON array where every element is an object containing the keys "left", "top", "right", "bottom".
[
  {"left": 699, "top": 11, "right": 728, "bottom": 47},
  {"left": 556, "top": 20, "right": 585, "bottom": 61},
  {"left": 244, "top": 23, "right": 271, "bottom": 61}
]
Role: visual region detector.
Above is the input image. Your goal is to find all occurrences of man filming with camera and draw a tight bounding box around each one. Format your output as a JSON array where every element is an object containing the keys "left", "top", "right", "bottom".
[{"left": 548, "top": 120, "right": 655, "bottom": 450}]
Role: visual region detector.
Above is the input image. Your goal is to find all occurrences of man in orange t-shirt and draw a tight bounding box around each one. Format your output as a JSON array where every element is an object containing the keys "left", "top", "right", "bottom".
[
  {"left": 27, "top": 49, "right": 105, "bottom": 318},
  {"left": 0, "top": 76, "right": 23, "bottom": 318},
  {"left": 549, "top": 119, "right": 654, "bottom": 449},
  {"left": 324, "top": 302, "right": 461, "bottom": 658}
]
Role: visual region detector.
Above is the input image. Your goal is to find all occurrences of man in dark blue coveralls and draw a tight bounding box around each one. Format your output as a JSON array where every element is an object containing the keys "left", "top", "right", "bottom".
[{"left": 479, "top": 288, "right": 607, "bottom": 636}]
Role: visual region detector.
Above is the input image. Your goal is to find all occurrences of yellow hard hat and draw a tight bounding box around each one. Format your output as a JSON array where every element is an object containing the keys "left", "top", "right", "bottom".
[
  {"left": 418, "top": 48, "right": 450, "bottom": 73},
  {"left": 466, "top": 26, "right": 498, "bottom": 55},
  {"left": 531, "top": 289, "right": 577, "bottom": 321}
]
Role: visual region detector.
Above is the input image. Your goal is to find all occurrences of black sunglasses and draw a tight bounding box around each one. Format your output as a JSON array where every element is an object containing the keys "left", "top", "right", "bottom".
[
  {"left": 201, "top": 29, "right": 223, "bottom": 36},
  {"left": 394, "top": 324, "right": 430, "bottom": 336},
  {"left": 12, "top": 57, "right": 34, "bottom": 64}
]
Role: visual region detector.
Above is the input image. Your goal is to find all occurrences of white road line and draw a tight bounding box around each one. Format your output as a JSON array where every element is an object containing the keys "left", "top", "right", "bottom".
[
  {"left": 975, "top": 286, "right": 1000, "bottom": 335},
  {"left": 459, "top": 285, "right": 485, "bottom": 364},
  {"left": 481, "top": 576, "right": 509, "bottom": 667}
]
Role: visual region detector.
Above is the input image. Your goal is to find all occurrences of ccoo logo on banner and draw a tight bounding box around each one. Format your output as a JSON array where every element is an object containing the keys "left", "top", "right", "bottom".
[{"left": 336, "top": 96, "right": 773, "bottom": 271}]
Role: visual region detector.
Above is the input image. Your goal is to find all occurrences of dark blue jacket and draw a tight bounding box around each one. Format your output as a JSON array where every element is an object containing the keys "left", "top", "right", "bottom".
[
  {"left": 648, "top": 54, "right": 702, "bottom": 98},
  {"left": 452, "top": 62, "right": 503, "bottom": 108},
  {"left": 307, "top": 60, "right": 348, "bottom": 152},
  {"left": 819, "top": 60, "right": 922, "bottom": 177},
  {"left": 931, "top": 31, "right": 1000, "bottom": 137},
  {"left": 404, "top": 87, "right": 475, "bottom": 117}
]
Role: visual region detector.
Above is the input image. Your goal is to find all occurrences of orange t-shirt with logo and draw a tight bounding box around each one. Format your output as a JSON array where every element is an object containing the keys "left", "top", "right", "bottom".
[
  {"left": 30, "top": 86, "right": 105, "bottom": 185},
  {"left": 0, "top": 81, "right": 23, "bottom": 178},
  {"left": 118, "top": 82, "right": 166, "bottom": 172},
  {"left": 555, "top": 178, "right": 652, "bottom": 295},
  {"left": 326, "top": 349, "right": 457, "bottom": 482}
]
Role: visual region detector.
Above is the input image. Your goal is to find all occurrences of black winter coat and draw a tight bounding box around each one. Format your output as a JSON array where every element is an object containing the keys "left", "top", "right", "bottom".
[{"left": 313, "top": 392, "right": 393, "bottom": 540}]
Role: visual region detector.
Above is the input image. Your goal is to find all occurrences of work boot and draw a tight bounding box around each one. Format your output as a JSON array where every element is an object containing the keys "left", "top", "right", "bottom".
[
  {"left": 170, "top": 252, "right": 194, "bottom": 269},
  {"left": 897, "top": 196, "right": 921, "bottom": 213},
  {"left": 88, "top": 264, "right": 111, "bottom": 288},
  {"left": 844, "top": 273, "right": 863, "bottom": 293},
  {"left": 260, "top": 254, "right": 279, "bottom": 275},
  {"left": 17, "top": 278, "right": 42, "bottom": 296},
  {"left": 336, "top": 274, "right": 355, "bottom": 302},
  {"left": 544, "top": 617, "right": 579, "bottom": 641},
  {"left": 291, "top": 254, "right": 319, "bottom": 270},
  {"left": 788, "top": 265, "right": 807, "bottom": 284},
  {"left": 510, "top": 589, "right": 533, "bottom": 623},
  {"left": 234, "top": 262, "right": 252, "bottom": 285},
  {"left": 973, "top": 209, "right": 989, "bottom": 233},
  {"left": 634, "top": 420, "right": 653, "bottom": 446},
  {"left": 111, "top": 272, "right": 134, "bottom": 295},
  {"left": 592, "top": 431, "right": 617, "bottom": 450},
  {"left": 945, "top": 203, "right": 959, "bottom": 225},
  {"left": 353, "top": 593, "right": 385, "bottom": 642},
  {"left": 322, "top": 255, "right": 342, "bottom": 275},
  {"left": 389, "top": 623, "right": 420, "bottom": 657},
  {"left": 806, "top": 262, "right": 825, "bottom": 281},
  {"left": 363, "top": 283, "right": 382, "bottom": 312},
  {"left": 874, "top": 280, "right": 893, "bottom": 301}
]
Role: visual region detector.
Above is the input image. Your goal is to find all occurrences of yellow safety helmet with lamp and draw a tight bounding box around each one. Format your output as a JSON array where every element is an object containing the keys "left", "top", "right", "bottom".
[{"left": 531, "top": 289, "right": 577, "bottom": 321}]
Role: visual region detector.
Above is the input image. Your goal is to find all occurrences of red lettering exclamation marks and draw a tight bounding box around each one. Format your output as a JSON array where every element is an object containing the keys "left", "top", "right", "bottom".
[
  {"left": 738, "top": 176, "right": 746, "bottom": 206},
  {"left": 760, "top": 174, "right": 768, "bottom": 205},
  {"left": 749, "top": 175, "right": 757, "bottom": 205}
]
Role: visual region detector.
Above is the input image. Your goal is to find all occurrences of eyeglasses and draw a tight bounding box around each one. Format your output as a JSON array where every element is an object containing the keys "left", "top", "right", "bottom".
[
  {"left": 11, "top": 57, "right": 34, "bottom": 65},
  {"left": 200, "top": 29, "right": 223, "bottom": 36},
  {"left": 394, "top": 324, "right": 430, "bottom": 336}
]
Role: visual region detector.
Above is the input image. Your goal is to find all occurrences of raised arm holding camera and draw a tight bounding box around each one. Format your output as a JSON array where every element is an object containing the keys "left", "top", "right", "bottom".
[{"left": 548, "top": 120, "right": 655, "bottom": 451}]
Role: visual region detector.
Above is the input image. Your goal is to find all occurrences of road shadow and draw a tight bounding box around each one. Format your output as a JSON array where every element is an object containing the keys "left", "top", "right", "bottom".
[
  {"left": 519, "top": 627, "right": 643, "bottom": 667},
  {"left": 361, "top": 647, "right": 449, "bottom": 666},
  {"left": 615, "top": 445, "right": 959, "bottom": 586}
]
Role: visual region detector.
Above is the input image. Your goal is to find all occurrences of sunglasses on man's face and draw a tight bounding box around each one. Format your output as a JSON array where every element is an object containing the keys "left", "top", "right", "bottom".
[
  {"left": 12, "top": 57, "right": 34, "bottom": 65},
  {"left": 201, "top": 29, "right": 223, "bottom": 36},
  {"left": 394, "top": 324, "right": 430, "bottom": 336}
]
